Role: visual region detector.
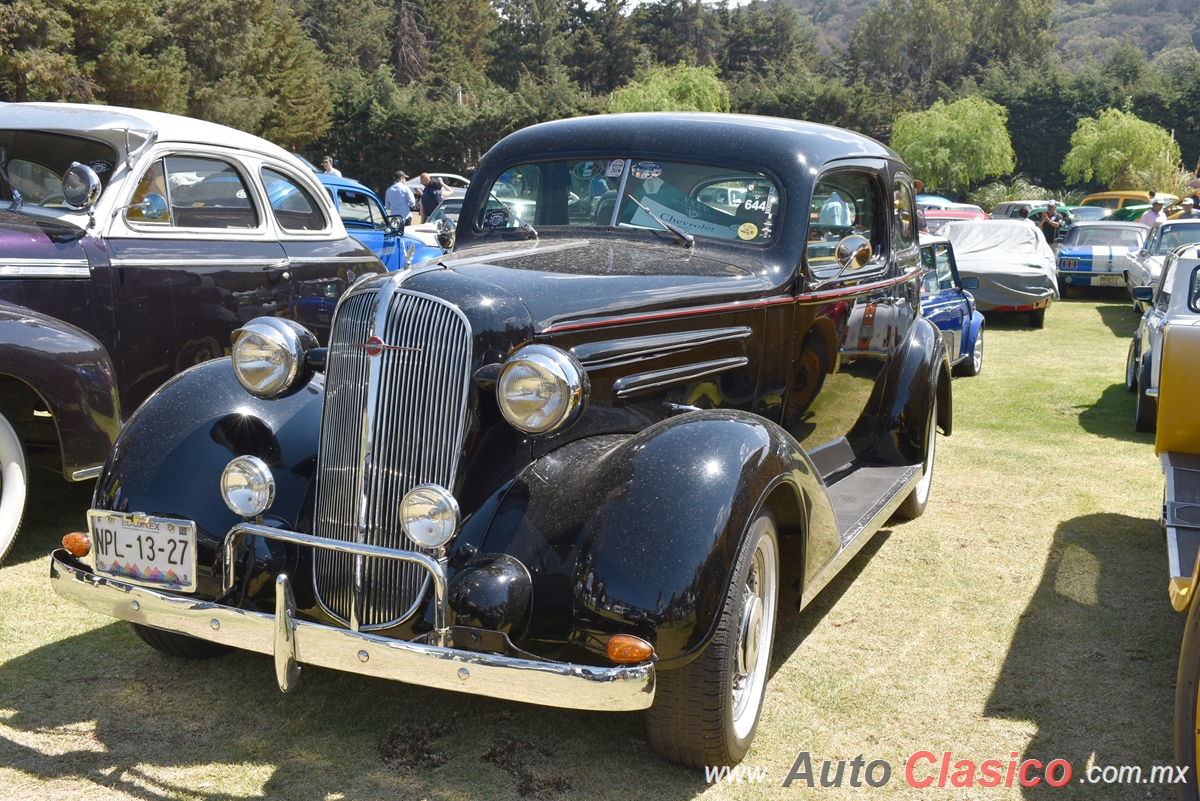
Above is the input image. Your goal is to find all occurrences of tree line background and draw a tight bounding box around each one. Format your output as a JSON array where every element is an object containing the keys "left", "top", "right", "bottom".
[{"left": 4, "top": 0, "right": 1200, "bottom": 197}]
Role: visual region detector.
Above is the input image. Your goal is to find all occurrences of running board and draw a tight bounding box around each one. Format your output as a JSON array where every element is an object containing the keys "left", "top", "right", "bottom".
[{"left": 798, "top": 463, "right": 921, "bottom": 611}]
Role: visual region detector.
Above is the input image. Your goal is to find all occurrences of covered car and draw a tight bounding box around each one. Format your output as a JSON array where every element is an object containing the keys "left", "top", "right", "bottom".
[
  {"left": 1055, "top": 221, "right": 1147, "bottom": 294},
  {"left": 939, "top": 219, "right": 1059, "bottom": 327}
]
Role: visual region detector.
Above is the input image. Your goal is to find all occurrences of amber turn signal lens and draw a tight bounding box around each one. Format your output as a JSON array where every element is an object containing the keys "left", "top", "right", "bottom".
[
  {"left": 606, "top": 634, "right": 654, "bottom": 664},
  {"left": 62, "top": 532, "right": 91, "bottom": 558}
]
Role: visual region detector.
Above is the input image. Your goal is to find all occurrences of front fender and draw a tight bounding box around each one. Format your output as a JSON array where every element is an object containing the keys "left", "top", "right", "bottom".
[
  {"left": 463, "top": 411, "right": 827, "bottom": 667},
  {"left": 93, "top": 359, "right": 324, "bottom": 596},
  {"left": 0, "top": 302, "right": 120, "bottom": 479}
]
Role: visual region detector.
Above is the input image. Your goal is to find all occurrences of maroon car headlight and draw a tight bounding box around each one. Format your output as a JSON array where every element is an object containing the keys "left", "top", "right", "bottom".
[{"left": 231, "top": 318, "right": 317, "bottom": 398}]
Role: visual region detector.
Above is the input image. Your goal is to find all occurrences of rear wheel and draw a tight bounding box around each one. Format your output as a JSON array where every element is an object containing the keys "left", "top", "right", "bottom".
[
  {"left": 955, "top": 325, "right": 984, "bottom": 377},
  {"left": 0, "top": 412, "right": 27, "bottom": 565},
  {"left": 895, "top": 398, "right": 937, "bottom": 520},
  {"left": 131, "top": 623, "right": 232, "bottom": 660},
  {"left": 1135, "top": 359, "right": 1157, "bottom": 433},
  {"left": 645, "top": 508, "right": 779, "bottom": 768},
  {"left": 1125, "top": 340, "right": 1139, "bottom": 393},
  {"left": 1029, "top": 307, "right": 1046, "bottom": 328}
]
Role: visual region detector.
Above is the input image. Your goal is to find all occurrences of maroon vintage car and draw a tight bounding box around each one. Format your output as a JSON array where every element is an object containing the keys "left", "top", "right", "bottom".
[{"left": 0, "top": 103, "right": 384, "bottom": 562}]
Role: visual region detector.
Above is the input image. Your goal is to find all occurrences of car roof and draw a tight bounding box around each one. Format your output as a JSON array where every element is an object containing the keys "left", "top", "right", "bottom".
[
  {"left": 480, "top": 112, "right": 898, "bottom": 174},
  {"left": 1, "top": 102, "right": 297, "bottom": 164},
  {"left": 1068, "top": 221, "right": 1146, "bottom": 228}
]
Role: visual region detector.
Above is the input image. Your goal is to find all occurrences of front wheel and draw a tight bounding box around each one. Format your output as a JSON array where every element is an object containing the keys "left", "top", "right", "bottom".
[
  {"left": 1125, "top": 340, "right": 1139, "bottom": 393},
  {"left": 894, "top": 398, "right": 937, "bottom": 520},
  {"left": 645, "top": 508, "right": 779, "bottom": 768},
  {"left": 0, "top": 411, "right": 27, "bottom": 565},
  {"left": 1175, "top": 596, "right": 1200, "bottom": 801}
]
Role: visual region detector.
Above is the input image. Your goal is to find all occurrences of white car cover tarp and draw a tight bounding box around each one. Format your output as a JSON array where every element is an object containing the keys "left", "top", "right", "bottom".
[{"left": 940, "top": 220, "right": 1059, "bottom": 309}]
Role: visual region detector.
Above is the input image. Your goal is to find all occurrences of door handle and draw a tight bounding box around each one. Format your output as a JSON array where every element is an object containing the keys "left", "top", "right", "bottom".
[{"left": 263, "top": 260, "right": 291, "bottom": 281}]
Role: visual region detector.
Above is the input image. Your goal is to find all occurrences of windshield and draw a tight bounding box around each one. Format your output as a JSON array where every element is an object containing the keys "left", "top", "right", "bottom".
[
  {"left": 1153, "top": 224, "right": 1200, "bottom": 255},
  {"left": 0, "top": 130, "right": 118, "bottom": 206},
  {"left": 481, "top": 158, "right": 779, "bottom": 244},
  {"left": 1064, "top": 226, "right": 1146, "bottom": 248}
]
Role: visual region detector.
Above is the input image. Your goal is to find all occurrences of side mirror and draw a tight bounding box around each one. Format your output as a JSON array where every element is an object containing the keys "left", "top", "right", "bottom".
[
  {"left": 436, "top": 217, "right": 456, "bottom": 251},
  {"left": 1138, "top": 249, "right": 1149, "bottom": 260},
  {"left": 386, "top": 215, "right": 405, "bottom": 235},
  {"left": 835, "top": 234, "right": 872, "bottom": 271},
  {"left": 961, "top": 277, "right": 979, "bottom": 289},
  {"left": 62, "top": 162, "right": 103, "bottom": 211},
  {"left": 124, "top": 193, "right": 168, "bottom": 221},
  {"left": 1132, "top": 286, "right": 1154, "bottom": 302}
]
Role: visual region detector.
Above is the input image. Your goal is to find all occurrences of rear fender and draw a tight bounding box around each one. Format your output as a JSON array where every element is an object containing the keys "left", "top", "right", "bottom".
[
  {"left": 0, "top": 303, "right": 120, "bottom": 479},
  {"left": 850, "top": 315, "right": 951, "bottom": 465},
  {"left": 460, "top": 411, "right": 829, "bottom": 667}
]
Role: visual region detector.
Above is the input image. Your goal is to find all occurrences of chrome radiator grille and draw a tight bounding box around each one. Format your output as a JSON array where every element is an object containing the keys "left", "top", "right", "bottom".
[{"left": 313, "top": 286, "right": 472, "bottom": 629}]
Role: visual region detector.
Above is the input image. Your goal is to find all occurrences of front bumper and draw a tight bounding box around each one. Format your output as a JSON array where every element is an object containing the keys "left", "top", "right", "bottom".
[{"left": 49, "top": 551, "right": 655, "bottom": 712}]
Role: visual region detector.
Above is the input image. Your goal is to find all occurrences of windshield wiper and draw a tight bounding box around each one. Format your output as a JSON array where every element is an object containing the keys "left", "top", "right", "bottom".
[
  {"left": 629, "top": 197, "right": 694, "bottom": 248},
  {"left": 488, "top": 192, "right": 538, "bottom": 240}
]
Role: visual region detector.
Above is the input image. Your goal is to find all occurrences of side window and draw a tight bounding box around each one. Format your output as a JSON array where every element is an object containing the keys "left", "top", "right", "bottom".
[
  {"left": 262, "top": 168, "right": 326, "bottom": 231},
  {"left": 166, "top": 156, "right": 257, "bottom": 229},
  {"left": 920, "top": 247, "right": 938, "bottom": 293},
  {"left": 935, "top": 244, "right": 954, "bottom": 289},
  {"left": 336, "top": 189, "right": 385, "bottom": 229},
  {"left": 893, "top": 178, "right": 916, "bottom": 248},
  {"left": 1157, "top": 257, "right": 1175, "bottom": 311},
  {"left": 806, "top": 172, "right": 882, "bottom": 274}
]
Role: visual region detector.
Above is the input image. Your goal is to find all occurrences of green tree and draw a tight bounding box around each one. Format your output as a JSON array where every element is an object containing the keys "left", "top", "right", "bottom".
[
  {"left": 423, "top": 0, "right": 496, "bottom": 89},
  {"left": 71, "top": 0, "right": 188, "bottom": 113},
  {"left": 891, "top": 96, "right": 1016, "bottom": 193},
  {"left": 490, "top": 0, "right": 570, "bottom": 89},
  {"left": 608, "top": 62, "right": 729, "bottom": 113},
  {"left": 1062, "top": 108, "right": 1182, "bottom": 190}
]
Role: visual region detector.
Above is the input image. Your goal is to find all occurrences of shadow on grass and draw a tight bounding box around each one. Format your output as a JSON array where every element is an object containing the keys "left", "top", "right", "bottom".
[
  {"left": 1094, "top": 298, "right": 1142, "bottom": 338},
  {"left": 770, "top": 530, "right": 892, "bottom": 676},
  {"left": 985, "top": 512, "right": 1183, "bottom": 797},
  {"left": 1077, "top": 382, "right": 1157, "bottom": 444}
]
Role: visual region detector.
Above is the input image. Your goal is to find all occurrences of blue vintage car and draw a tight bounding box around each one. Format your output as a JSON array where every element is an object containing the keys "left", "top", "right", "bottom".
[
  {"left": 1055, "top": 221, "right": 1147, "bottom": 295},
  {"left": 920, "top": 233, "right": 985, "bottom": 376},
  {"left": 316, "top": 174, "right": 443, "bottom": 271}
]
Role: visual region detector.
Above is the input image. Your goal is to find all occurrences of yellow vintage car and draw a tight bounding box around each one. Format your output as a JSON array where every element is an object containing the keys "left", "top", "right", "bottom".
[{"left": 1158, "top": 320, "right": 1200, "bottom": 796}]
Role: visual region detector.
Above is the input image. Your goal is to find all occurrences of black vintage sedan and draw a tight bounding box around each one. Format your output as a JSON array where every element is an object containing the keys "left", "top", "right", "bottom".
[
  {"left": 50, "top": 113, "right": 952, "bottom": 767},
  {"left": 0, "top": 102, "right": 383, "bottom": 563}
]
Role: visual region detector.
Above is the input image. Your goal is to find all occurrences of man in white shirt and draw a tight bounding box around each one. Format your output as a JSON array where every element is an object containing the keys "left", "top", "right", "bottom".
[
  {"left": 385, "top": 170, "right": 416, "bottom": 225},
  {"left": 320, "top": 156, "right": 342, "bottom": 177},
  {"left": 1178, "top": 197, "right": 1200, "bottom": 219},
  {"left": 1139, "top": 198, "right": 1167, "bottom": 228}
]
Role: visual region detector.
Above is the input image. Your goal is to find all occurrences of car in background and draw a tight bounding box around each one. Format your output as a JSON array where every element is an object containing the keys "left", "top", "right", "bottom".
[
  {"left": 0, "top": 102, "right": 384, "bottom": 563},
  {"left": 1082, "top": 190, "right": 1177, "bottom": 210},
  {"left": 407, "top": 197, "right": 462, "bottom": 248},
  {"left": 920, "top": 233, "right": 985, "bottom": 375},
  {"left": 989, "top": 199, "right": 1047, "bottom": 219},
  {"left": 1055, "top": 221, "right": 1147, "bottom": 295},
  {"left": 1126, "top": 245, "right": 1200, "bottom": 431},
  {"left": 1128, "top": 221, "right": 1200, "bottom": 311},
  {"left": 317, "top": 173, "right": 442, "bottom": 270},
  {"left": 49, "top": 112, "right": 953, "bottom": 770},
  {"left": 924, "top": 207, "right": 987, "bottom": 234},
  {"left": 405, "top": 172, "right": 471, "bottom": 198},
  {"left": 939, "top": 219, "right": 1059, "bottom": 327}
]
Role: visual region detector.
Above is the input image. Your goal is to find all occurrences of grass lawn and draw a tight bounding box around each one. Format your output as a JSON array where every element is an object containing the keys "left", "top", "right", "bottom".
[{"left": 0, "top": 291, "right": 1177, "bottom": 800}]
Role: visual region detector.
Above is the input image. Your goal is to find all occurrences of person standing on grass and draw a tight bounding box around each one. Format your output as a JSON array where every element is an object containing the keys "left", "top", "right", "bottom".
[
  {"left": 385, "top": 170, "right": 415, "bottom": 225},
  {"left": 1140, "top": 198, "right": 1167, "bottom": 228},
  {"left": 1037, "top": 200, "right": 1064, "bottom": 244}
]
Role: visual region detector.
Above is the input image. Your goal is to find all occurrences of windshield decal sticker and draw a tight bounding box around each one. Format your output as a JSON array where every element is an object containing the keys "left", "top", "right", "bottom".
[
  {"left": 738, "top": 222, "right": 759, "bottom": 240},
  {"left": 632, "top": 161, "right": 662, "bottom": 180},
  {"left": 606, "top": 159, "right": 625, "bottom": 178}
]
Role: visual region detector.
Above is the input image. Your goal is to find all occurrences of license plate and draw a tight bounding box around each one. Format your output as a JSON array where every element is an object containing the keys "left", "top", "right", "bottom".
[{"left": 87, "top": 511, "right": 197, "bottom": 592}]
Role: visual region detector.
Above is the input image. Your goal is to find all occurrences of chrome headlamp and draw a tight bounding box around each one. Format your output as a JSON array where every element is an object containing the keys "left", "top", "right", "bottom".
[
  {"left": 220, "top": 456, "right": 275, "bottom": 518},
  {"left": 231, "top": 318, "right": 317, "bottom": 398},
  {"left": 62, "top": 162, "right": 102, "bottom": 211},
  {"left": 399, "top": 484, "right": 460, "bottom": 549},
  {"left": 496, "top": 344, "right": 588, "bottom": 435}
]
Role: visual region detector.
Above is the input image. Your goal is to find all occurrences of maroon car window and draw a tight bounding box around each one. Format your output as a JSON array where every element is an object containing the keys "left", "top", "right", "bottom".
[
  {"left": 128, "top": 156, "right": 259, "bottom": 229},
  {"left": 807, "top": 172, "right": 883, "bottom": 273},
  {"left": 127, "top": 160, "right": 169, "bottom": 224},
  {"left": 262, "top": 167, "right": 327, "bottom": 231}
]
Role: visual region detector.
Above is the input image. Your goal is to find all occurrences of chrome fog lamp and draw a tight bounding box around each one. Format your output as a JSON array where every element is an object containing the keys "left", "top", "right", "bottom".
[
  {"left": 400, "top": 484, "right": 460, "bottom": 549},
  {"left": 231, "top": 318, "right": 317, "bottom": 398},
  {"left": 220, "top": 456, "right": 275, "bottom": 518},
  {"left": 496, "top": 344, "right": 588, "bottom": 434}
]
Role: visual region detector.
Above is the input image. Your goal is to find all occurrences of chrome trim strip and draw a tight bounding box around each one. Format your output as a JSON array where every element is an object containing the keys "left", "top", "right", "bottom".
[
  {"left": 109, "top": 258, "right": 294, "bottom": 268},
  {"left": 50, "top": 552, "right": 654, "bottom": 711},
  {"left": 799, "top": 465, "right": 921, "bottom": 611},
  {"left": 0, "top": 263, "right": 90, "bottom": 278},
  {"left": 571, "top": 326, "right": 752, "bottom": 369},
  {"left": 71, "top": 466, "right": 103, "bottom": 481},
  {"left": 612, "top": 356, "right": 749, "bottom": 398}
]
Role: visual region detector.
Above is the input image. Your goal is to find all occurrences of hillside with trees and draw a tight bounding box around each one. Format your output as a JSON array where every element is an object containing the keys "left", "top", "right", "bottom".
[{"left": 2, "top": 0, "right": 1199, "bottom": 197}]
